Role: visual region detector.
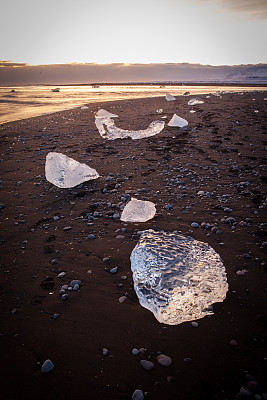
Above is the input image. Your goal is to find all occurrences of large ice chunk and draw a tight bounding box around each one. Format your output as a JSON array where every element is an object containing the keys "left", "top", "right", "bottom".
[
  {"left": 120, "top": 198, "right": 156, "bottom": 222},
  {"left": 95, "top": 109, "right": 119, "bottom": 118},
  {"left": 45, "top": 152, "right": 99, "bottom": 188},
  {"left": 188, "top": 97, "right": 204, "bottom": 105},
  {"left": 95, "top": 117, "right": 165, "bottom": 140},
  {"left": 167, "top": 114, "right": 188, "bottom": 128},
  {"left": 130, "top": 230, "right": 228, "bottom": 325},
  {"left": 165, "top": 93, "right": 176, "bottom": 101}
]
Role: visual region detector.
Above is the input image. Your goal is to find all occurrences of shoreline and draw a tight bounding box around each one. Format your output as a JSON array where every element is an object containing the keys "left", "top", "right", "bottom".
[
  {"left": 1, "top": 86, "right": 266, "bottom": 126},
  {"left": 1, "top": 91, "right": 267, "bottom": 400}
]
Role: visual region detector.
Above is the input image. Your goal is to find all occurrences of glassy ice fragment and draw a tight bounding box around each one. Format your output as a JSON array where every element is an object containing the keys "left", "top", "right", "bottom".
[
  {"left": 188, "top": 98, "right": 204, "bottom": 105},
  {"left": 95, "top": 117, "right": 165, "bottom": 140},
  {"left": 95, "top": 109, "right": 119, "bottom": 118},
  {"left": 45, "top": 152, "right": 99, "bottom": 188},
  {"left": 130, "top": 230, "right": 228, "bottom": 325},
  {"left": 120, "top": 198, "right": 156, "bottom": 222},
  {"left": 167, "top": 114, "right": 188, "bottom": 128},
  {"left": 165, "top": 93, "right": 176, "bottom": 101}
]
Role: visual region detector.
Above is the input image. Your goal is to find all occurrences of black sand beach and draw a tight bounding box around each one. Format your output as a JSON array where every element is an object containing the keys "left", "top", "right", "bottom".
[{"left": 0, "top": 91, "right": 267, "bottom": 400}]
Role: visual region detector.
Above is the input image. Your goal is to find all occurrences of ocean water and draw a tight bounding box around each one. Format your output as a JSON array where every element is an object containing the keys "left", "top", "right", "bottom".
[{"left": 0, "top": 84, "right": 263, "bottom": 124}]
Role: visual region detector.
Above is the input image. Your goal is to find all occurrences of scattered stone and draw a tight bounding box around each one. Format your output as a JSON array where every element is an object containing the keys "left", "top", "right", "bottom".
[
  {"left": 140, "top": 360, "right": 154, "bottom": 370},
  {"left": 157, "top": 354, "right": 172, "bottom": 367},
  {"left": 191, "top": 222, "right": 199, "bottom": 228},
  {"left": 191, "top": 321, "right": 199, "bottom": 327},
  {"left": 110, "top": 267, "right": 118, "bottom": 274},
  {"left": 62, "top": 294, "right": 68, "bottom": 301},
  {"left": 88, "top": 234, "right": 96, "bottom": 239},
  {"left": 102, "top": 348, "right": 109, "bottom": 356},
  {"left": 41, "top": 359, "right": 54, "bottom": 373},
  {"left": 132, "top": 348, "right": 139, "bottom": 355},
  {"left": 53, "top": 313, "right": 60, "bottom": 319},
  {"left": 119, "top": 296, "right": 127, "bottom": 303},
  {"left": 70, "top": 280, "right": 81, "bottom": 287},
  {"left": 57, "top": 272, "right": 66, "bottom": 278},
  {"left": 230, "top": 339, "right": 238, "bottom": 346},
  {"left": 132, "top": 389, "right": 144, "bottom": 400}
]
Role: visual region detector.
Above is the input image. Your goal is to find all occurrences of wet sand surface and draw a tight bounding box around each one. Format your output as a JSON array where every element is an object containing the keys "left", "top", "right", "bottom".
[{"left": 0, "top": 92, "right": 267, "bottom": 400}]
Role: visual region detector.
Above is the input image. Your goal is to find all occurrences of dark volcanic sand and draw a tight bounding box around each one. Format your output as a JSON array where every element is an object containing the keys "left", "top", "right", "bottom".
[{"left": 0, "top": 92, "right": 267, "bottom": 400}]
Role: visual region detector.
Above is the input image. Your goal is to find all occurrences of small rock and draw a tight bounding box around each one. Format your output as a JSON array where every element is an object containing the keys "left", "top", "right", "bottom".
[
  {"left": 191, "top": 222, "right": 199, "bottom": 228},
  {"left": 132, "top": 389, "right": 144, "bottom": 400},
  {"left": 73, "top": 284, "right": 80, "bottom": 291},
  {"left": 140, "top": 360, "right": 154, "bottom": 370},
  {"left": 157, "top": 354, "right": 172, "bottom": 367},
  {"left": 53, "top": 313, "right": 60, "bottom": 319},
  {"left": 191, "top": 321, "right": 199, "bottom": 327},
  {"left": 57, "top": 272, "right": 66, "bottom": 278},
  {"left": 110, "top": 267, "right": 118, "bottom": 274},
  {"left": 230, "top": 339, "right": 238, "bottom": 346},
  {"left": 132, "top": 348, "right": 139, "bottom": 355},
  {"left": 102, "top": 348, "right": 109, "bottom": 356},
  {"left": 41, "top": 359, "right": 54, "bottom": 373},
  {"left": 88, "top": 234, "right": 96, "bottom": 239},
  {"left": 240, "top": 386, "right": 250, "bottom": 396},
  {"left": 119, "top": 296, "right": 127, "bottom": 303},
  {"left": 70, "top": 280, "right": 81, "bottom": 287},
  {"left": 62, "top": 294, "right": 68, "bottom": 301},
  {"left": 247, "top": 381, "right": 260, "bottom": 393}
]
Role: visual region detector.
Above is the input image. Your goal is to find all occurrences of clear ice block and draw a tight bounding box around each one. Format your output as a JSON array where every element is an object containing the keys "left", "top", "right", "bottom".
[
  {"left": 120, "top": 198, "right": 156, "bottom": 222},
  {"left": 45, "top": 152, "right": 99, "bottom": 188},
  {"left": 130, "top": 230, "right": 228, "bottom": 325}
]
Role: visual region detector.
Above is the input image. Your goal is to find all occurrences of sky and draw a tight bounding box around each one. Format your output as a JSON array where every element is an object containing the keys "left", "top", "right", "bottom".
[{"left": 0, "top": 0, "right": 267, "bottom": 66}]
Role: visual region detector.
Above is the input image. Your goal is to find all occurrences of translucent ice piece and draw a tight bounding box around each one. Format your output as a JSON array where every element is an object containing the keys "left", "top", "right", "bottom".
[
  {"left": 165, "top": 93, "right": 176, "bottom": 101},
  {"left": 120, "top": 198, "right": 156, "bottom": 222},
  {"left": 95, "top": 109, "right": 119, "bottom": 118},
  {"left": 167, "top": 114, "right": 188, "bottom": 128},
  {"left": 130, "top": 230, "right": 228, "bottom": 325},
  {"left": 95, "top": 117, "right": 165, "bottom": 140},
  {"left": 188, "top": 97, "right": 204, "bottom": 105},
  {"left": 45, "top": 152, "right": 99, "bottom": 188}
]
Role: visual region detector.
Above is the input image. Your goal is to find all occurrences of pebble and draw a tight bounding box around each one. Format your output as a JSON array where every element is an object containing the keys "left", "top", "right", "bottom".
[
  {"left": 240, "top": 386, "right": 250, "bottom": 396},
  {"left": 132, "top": 348, "right": 139, "bottom": 355},
  {"left": 247, "top": 380, "right": 260, "bottom": 393},
  {"left": 102, "top": 348, "right": 109, "bottom": 356},
  {"left": 140, "top": 360, "right": 154, "bottom": 370},
  {"left": 51, "top": 258, "right": 58, "bottom": 265},
  {"left": 119, "top": 296, "right": 127, "bottom": 303},
  {"left": 191, "top": 222, "right": 199, "bottom": 228},
  {"left": 165, "top": 204, "right": 173, "bottom": 211},
  {"left": 224, "top": 207, "right": 233, "bottom": 213},
  {"left": 72, "top": 284, "right": 80, "bottom": 291},
  {"left": 132, "top": 389, "right": 144, "bottom": 400},
  {"left": 53, "top": 313, "right": 60, "bottom": 319},
  {"left": 191, "top": 321, "right": 199, "bottom": 327},
  {"left": 230, "top": 339, "right": 238, "bottom": 346},
  {"left": 57, "top": 272, "right": 66, "bottom": 278},
  {"left": 70, "top": 280, "right": 81, "bottom": 287},
  {"left": 41, "top": 359, "right": 54, "bottom": 373},
  {"left": 87, "top": 234, "right": 96, "bottom": 239},
  {"left": 157, "top": 354, "right": 172, "bottom": 367},
  {"left": 61, "top": 294, "right": 68, "bottom": 301},
  {"left": 110, "top": 267, "right": 118, "bottom": 274}
]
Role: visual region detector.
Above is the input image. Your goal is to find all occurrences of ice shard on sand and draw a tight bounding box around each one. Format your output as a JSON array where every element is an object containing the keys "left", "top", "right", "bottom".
[
  {"left": 130, "top": 230, "right": 228, "bottom": 325},
  {"left": 45, "top": 152, "right": 99, "bottom": 188},
  {"left": 120, "top": 198, "right": 156, "bottom": 222},
  {"left": 168, "top": 114, "right": 188, "bottom": 128}
]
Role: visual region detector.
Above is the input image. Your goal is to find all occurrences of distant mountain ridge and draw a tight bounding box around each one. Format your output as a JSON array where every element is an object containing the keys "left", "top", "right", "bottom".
[{"left": 0, "top": 61, "right": 266, "bottom": 85}]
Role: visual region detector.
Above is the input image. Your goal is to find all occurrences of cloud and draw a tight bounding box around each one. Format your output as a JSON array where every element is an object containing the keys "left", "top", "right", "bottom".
[{"left": 195, "top": 0, "right": 267, "bottom": 19}]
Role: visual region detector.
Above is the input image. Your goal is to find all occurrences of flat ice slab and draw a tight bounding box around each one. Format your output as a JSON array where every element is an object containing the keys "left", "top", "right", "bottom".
[
  {"left": 188, "top": 97, "right": 204, "bottom": 105},
  {"left": 130, "top": 230, "right": 228, "bottom": 325},
  {"left": 120, "top": 198, "right": 156, "bottom": 222},
  {"left": 45, "top": 152, "right": 99, "bottom": 188},
  {"left": 168, "top": 114, "right": 188, "bottom": 128},
  {"left": 165, "top": 93, "right": 176, "bottom": 101},
  {"left": 95, "top": 117, "right": 165, "bottom": 140},
  {"left": 95, "top": 109, "right": 119, "bottom": 118}
]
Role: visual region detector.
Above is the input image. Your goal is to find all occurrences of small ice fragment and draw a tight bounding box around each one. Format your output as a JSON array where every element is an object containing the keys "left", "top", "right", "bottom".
[
  {"left": 165, "top": 93, "right": 176, "bottom": 101},
  {"left": 156, "top": 109, "right": 163, "bottom": 113},
  {"left": 130, "top": 230, "right": 228, "bottom": 325},
  {"left": 95, "top": 109, "right": 119, "bottom": 118},
  {"left": 167, "top": 114, "right": 188, "bottom": 128},
  {"left": 95, "top": 117, "right": 164, "bottom": 140},
  {"left": 102, "top": 348, "right": 109, "bottom": 356},
  {"left": 45, "top": 152, "right": 99, "bottom": 188},
  {"left": 120, "top": 198, "right": 156, "bottom": 222},
  {"left": 81, "top": 106, "right": 88, "bottom": 109},
  {"left": 188, "top": 98, "right": 204, "bottom": 105}
]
